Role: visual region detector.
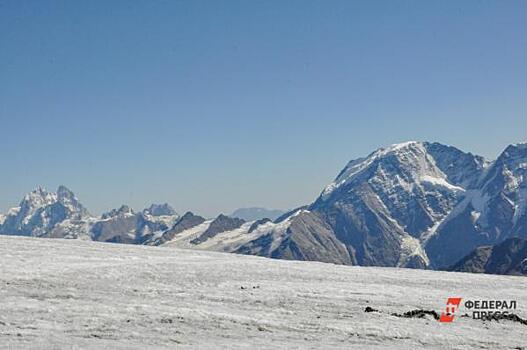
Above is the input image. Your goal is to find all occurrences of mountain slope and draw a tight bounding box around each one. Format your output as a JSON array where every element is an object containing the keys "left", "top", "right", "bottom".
[
  {"left": 449, "top": 237, "right": 527, "bottom": 275},
  {"left": 426, "top": 143, "right": 527, "bottom": 268},
  {"left": 310, "top": 141, "right": 487, "bottom": 268},
  {"left": 147, "top": 211, "right": 207, "bottom": 246}
]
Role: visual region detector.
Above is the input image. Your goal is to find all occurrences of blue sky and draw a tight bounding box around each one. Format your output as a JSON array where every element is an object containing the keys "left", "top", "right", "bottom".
[{"left": 1, "top": 1, "right": 526, "bottom": 216}]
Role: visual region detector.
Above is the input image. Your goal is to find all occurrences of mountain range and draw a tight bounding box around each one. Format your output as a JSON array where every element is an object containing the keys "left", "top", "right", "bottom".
[
  {"left": 1, "top": 141, "right": 526, "bottom": 274},
  {"left": 0, "top": 187, "right": 179, "bottom": 244}
]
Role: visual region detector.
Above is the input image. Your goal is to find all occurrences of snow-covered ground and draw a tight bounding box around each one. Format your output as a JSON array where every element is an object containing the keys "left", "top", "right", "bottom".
[{"left": 0, "top": 236, "right": 525, "bottom": 349}]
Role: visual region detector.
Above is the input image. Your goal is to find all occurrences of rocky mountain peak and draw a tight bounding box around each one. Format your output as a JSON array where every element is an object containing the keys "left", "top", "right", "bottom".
[
  {"left": 57, "top": 185, "right": 75, "bottom": 200},
  {"left": 318, "top": 141, "right": 447, "bottom": 201},
  {"left": 0, "top": 186, "right": 91, "bottom": 237},
  {"left": 449, "top": 237, "right": 527, "bottom": 275},
  {"left": 21, "top": 187, "right": 56, "bottom": 209},
  {"left": 56, "top": 186, "right": 90, "bottom": 218},
  {"left": 501, "top": 142, "right": 527, "bottom": 159},
  {"left": 190, "top": 214, "right": 245, "bottom": 245},
  {"left": 144, "top": 203, "right": 176, "bottom": 216},
  {"left": 102, "top": 205, "right": 135, "bottom": 219}
]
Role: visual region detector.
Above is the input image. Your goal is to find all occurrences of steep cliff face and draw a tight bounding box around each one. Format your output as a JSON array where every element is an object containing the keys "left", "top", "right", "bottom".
[
  {"left": 427, "top": 143, "right": 527, "bottom": 268},
  {"left": 310, "top": 141, "right": 485, "bottom": 267},
  {"left": 449, "top": 237, "right": 527, "bottom": 276}
]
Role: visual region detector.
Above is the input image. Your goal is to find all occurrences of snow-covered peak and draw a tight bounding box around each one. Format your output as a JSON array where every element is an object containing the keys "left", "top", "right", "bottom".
[
  {"left": 506, "top": 142, "right": 527, "bottom": 151},
  {"left": 143, "top": 203, "right": 177, "bottom": 217},
  {"left": 319, "top": 141, "right": 488, "bottom": 201},
  {"left": 480, "top": 143, "right": 527, "bottom": 194},
  {"left": 102, "top": 205, "right": 135, "bottom": 219},
  {"left": 321, "top": 141, "right": 440, "bottom": 199},
  {"left": 0, "top": 186, "right": 92, "bottom": 237},
  {"left": 375, "top": 140, "right": 423, "bottom": 156},
  {"left": 57, "top": 185, "right": 75, "bottom": 199},
  {"left": 16, "top": 186, "right": 88, "bottom": 217},
  {"left": 311, "top": 141, "right": 489, "bottom": 253},
  {"left": 497, "top": 142, "right": 527, "bottom": 166},
  {"left": 56, "top": 186, "right": 90, "bottom": 217},
  {"left": 15, "top": 187, "right": 60, "bottom": 227},
  {"left": 20, "top": 187, "right": 57, "bottom": 210}
]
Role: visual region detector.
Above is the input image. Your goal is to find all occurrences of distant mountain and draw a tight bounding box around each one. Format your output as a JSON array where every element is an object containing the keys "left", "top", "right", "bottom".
[
  {"left": 0, "top": 187, "right": 178, "bottom": 243},
  {"left": 0, "top": 186, "right": 92, "bottom": 238},
  {"left": 230, "top": 207, "right": 286, "bottom": 221},
  {"left": 146, "top": 211, "right": 206, "bottom": 246},
  {"left": 191, "top": 214, "right": 245, "bottom": 245},
  {"left": 449, "top": 238, "right": 527, "bottom": 276},
  {"left": 143, "top": 205, "right": 351, "bottom": 265}
]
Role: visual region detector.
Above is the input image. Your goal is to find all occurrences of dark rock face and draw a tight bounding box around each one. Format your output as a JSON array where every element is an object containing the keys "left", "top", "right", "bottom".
[
  {"left": 248, "top": 218, "right": 271, "bottom": 233},
  {"left": 403, "top": 255, "right": 428, "bottom": 269},
  {"left": 425, "top": 203, "right": 491, "bottom": 269},
  {"left": 449, "top": 238, "right": 527, "bottom": 276},
  {"left": 102, "top": 205, "right": 135, "bottom": 219},
  {"left": 91, "top": 213, "right": 138, "bottom": 243},
  {"left": 237, "top": 211, "right": 353, "bottom": 265},
  {"left": 424, "top": 142, "right": 487, "bottom": 189},
  {"left": 57, "top": 185, "right": 91, "bottom": 218},
  {"left": 235, "top": 233, "right": 275, "bottom": 257},
  {"left": 274, "top": 206, "right": 309, "bottom": 223},
  {"left": 150, "top": 212, "right": 206, "bottom": 246},
  {"left": 427, "top": 143, "right": 527, "bottom": 268},
  {"left": 312, "top": 187, "right": 404, "bottom": 266},
  {"left": 191, "top": 214, "right": 245, "bottom": 245},
  {"left": 448, "top": 246, "right": 493, "bottom": 274},
  {"left": 271, "top": 211, "right": 353, "bottom": 265}
]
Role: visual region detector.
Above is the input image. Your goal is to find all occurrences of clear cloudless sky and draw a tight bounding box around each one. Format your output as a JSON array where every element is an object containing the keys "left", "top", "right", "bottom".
[{"left": 1, "top": 0, "right": 526, "bottom": 217}]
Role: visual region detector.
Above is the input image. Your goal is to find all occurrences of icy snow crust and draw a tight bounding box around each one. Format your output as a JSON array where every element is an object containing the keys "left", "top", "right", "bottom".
[{"left": 0, "top": 236, "right": 525, "bottom": 349}]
